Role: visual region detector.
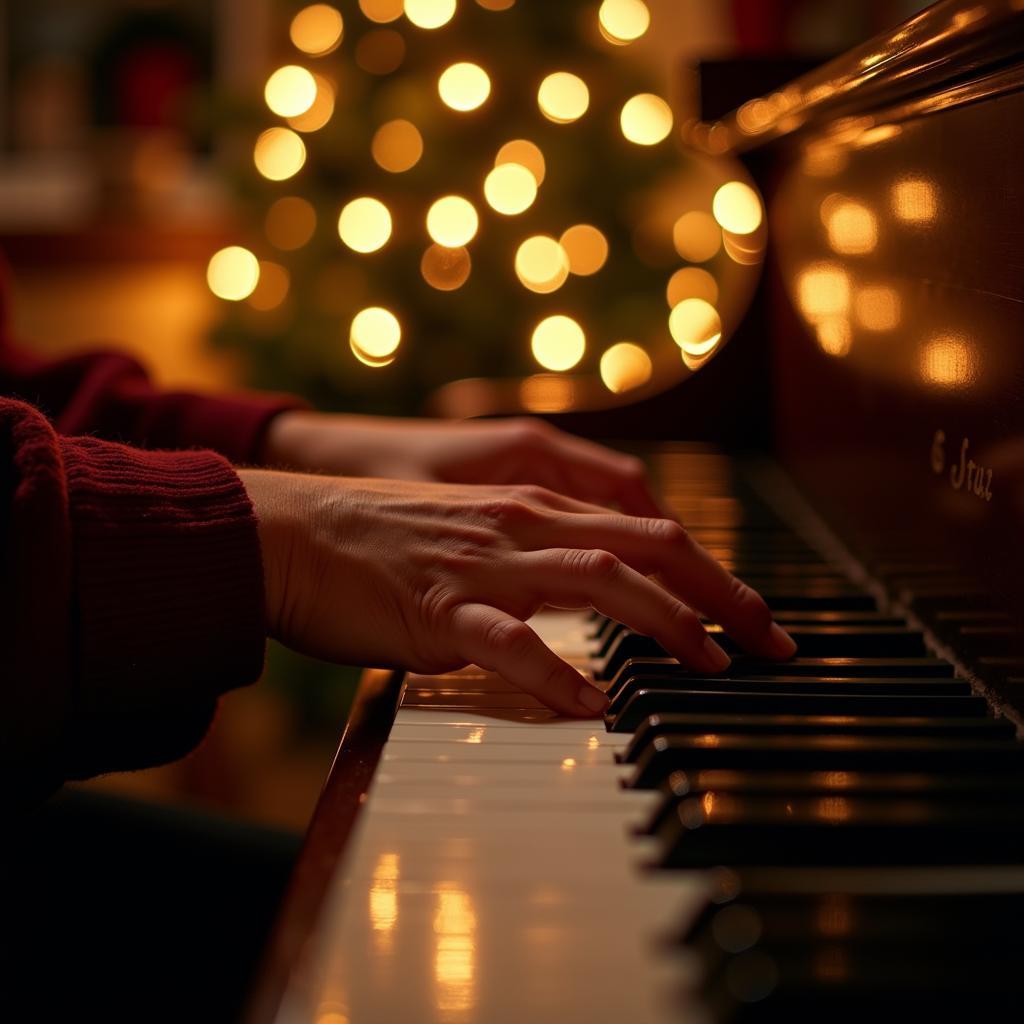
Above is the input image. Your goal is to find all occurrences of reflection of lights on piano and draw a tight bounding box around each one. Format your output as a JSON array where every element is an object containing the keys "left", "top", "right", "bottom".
[
  {"left": 515, "top": 235, "right": 570, "bottom": 293},
  {"left": 371, "top": 118, "right": 423, "bottom": 173},
  {"left": 350, "top": 306, "right": 401, "bottom": 367},
  {"left": 712, "top": 181, "right": 763, "bottom": 234},
  {"left": 736, "top": 97, "right": 775, "bottom": 135},
  {"left": 483, "top": 163, "right": 536, "bottom": 215},
  {"left": 254, "top": 127, "right": 307, "bottom": 181},
  {"left": 421, "top": 244, "right": 472, "bottom": 291},
  {"left": 667, "top": 266, "right": 719, "bottom": 308},
  {"left": 587, "top": 735, "right": 601, "bottom": 750},
  {"left": 369, "top": 852, "right": 400, "bottom": 951},
  {"left": 598, "top": 0, "right": 651, "bottom": 46},
  {"left": 265, "top": 65, "right": 317, "bottom": 118},
  {"left": 559, "top": 224, "right": 609, "bottom": 276},
  {"left": 461, "top": 728, "right": 485, "bottom": 744},
  {"left": 405, "top": 0, "right": 456, "bottom": 30},
  {"left": 531, "top": 314, "right": 585, "bottom": 371},
  {"left": 672, "top": 211, "right": 721, "bottom": 262},
  {"left": 289, "top": 74, "right": 336, "bottom": 133},
  {"left": 619, "top": 93, "right": 673, "bottom": 146},
  {"left": 854, "top": 285, "right": 901, "bottom": 331},
  {"left": 815, "top": 946, "right": 849, "bottom": 983},
  {"left": 822, "top": 196, "right": 878, "bottom": 255},
  {"left": 316, "top": 1003, "right": 350, "bottom": 1024},
  {"left": 290, "top": 5, "right": 344, "bottom": 57},
  {"left": 702, "top": 791, "right": 716, "bottom": 816},
  {"left": 495, "top": 139, "right": 546, "bottom": 185},
  {"left": 817, "top": 894, "right": 853, "bottom": 937},
  {"left": 920, "top": 334, "right": 977, "bottom": 387},
  {"left": 816, "top": 797, "right": 851, "bottom": 822},
  {"left": 438, "top": 62, "right": 491, "bottom": 112},
  {"left": 338, "top": 197, "right": 393, "bottom": 253},
  {"left": 248, "top": 261, "right": 290, "bottom": 312},
  {"left": 537, "top": 72, "right": 590, "bottom": 124},
  {"left": 519, "top": 374, "right": 576, "bottom": 412},
  {"left": 802, "top": 140, "right": 848, "bottom": 177},
  {"left": 207, "top": 246, "right": 260, "bottom": 302},
  {"left": 427, "top": 195, "right": 479, "bottom": 247},
  {"left": 815, "top": 318, "right": 852, "bottom": 358},
  {"left": 694, "top": 733, "right": 721, "bottom": 748},
  {"left": 852, "top": 123, "right": 902, "bottom": 148},
  {"left": 600, "top": 342, "right": 652, "bottom": 394},
  {"left": 796, "top": 263, "right": 851, "bottom": 320},
  {"left": 669, "top": 298, "right": 722, "bottom": 356},
  {"left": 722, "top": 229, "right": 764, "bottom": 266},
  {"left": 891, "top": 177, "right": 938, "bottom": 224},
  {"left": 433, "top": 884, "right": 477, "bottom": 1013},
  {"left": 561, "top": 757, "right": 577, "bottom": 770},
  {"left": 823, "top": 771, "right": 855, "bottom": 788}
]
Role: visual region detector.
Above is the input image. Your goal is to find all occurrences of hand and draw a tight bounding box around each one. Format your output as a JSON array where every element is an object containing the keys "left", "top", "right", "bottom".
[
  {"left": 238, "top": 470, "right": 796, "bottom": 717},
  {"left": 263, "top": 412, "right": 664, "bottom": 517}
]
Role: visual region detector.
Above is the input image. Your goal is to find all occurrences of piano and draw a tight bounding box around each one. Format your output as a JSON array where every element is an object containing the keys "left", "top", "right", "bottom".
[{"left": 248, "top": 2, "right": 1024, "bottom": 1020}]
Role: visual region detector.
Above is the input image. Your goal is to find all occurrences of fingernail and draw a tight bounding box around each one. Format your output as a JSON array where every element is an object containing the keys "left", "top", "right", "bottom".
[
  {"left": 702, "top": 636, "right": 731, "bottom": 672},
  {"left": 578, "top": 685, "right": 609, "bottom": 715},
  {"left": 768, "top": 621, "right": 798, "bottom": 658}
]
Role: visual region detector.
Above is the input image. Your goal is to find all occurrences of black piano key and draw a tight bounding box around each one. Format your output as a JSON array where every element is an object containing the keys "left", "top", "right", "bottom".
[
  {"left": 627, "top": 734, "right": 1024, "bottom": 789},
  {"left": 655, "top": 794, "right": 1024, "bottom": 867},
  {"left": 606, "top": 656, "right": 955, "bottom": 697},
  {"left": 598, "top": 627, "right": 928, "bottom": 679},
  {"left": 619, "top": 712, "right": 1012, "bottom": 763}
]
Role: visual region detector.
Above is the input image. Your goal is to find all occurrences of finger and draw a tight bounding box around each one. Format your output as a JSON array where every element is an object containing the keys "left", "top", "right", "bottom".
[
  {"left": 545, "top": 435, "right": 667, "bottom": 518},
  {"left": 516, "top": 513, "right": 797, "bottom": 660},
  {"left": 500, "top": 483, "right": 611, "bottom": 516},
  {"left": 449, "top": 602, "right": 607, "bottom": 717},
  {"left": 515, "top": 549, "right": 731, "bottom": 674}
]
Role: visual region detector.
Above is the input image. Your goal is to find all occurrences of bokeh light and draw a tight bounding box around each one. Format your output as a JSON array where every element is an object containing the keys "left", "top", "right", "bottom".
[
  {"left": 289, "top": 5, "right": 344, "bottom": 56},
  {"left": 822, "top": 195, "right": 878, "bottom": 255},
  {"left": 360, "top": 0, "right": 404, "bottom": 23},
  {"left": 537, "top": 72, "right": 589, "bottom": 124},
  {"left": 288, "top": 74, "right": 335, "bottom": 132},
  {"left": 338, "top": 197, "right": 393, "bottom": 253},
  {"left": 672, "top": 211, "right": 721, "bottom": 262},
  {"left": 426, "top": 195, "right": 479, "bottom": 247},
  {"left": 248, "top": 261, "right": 291, "bottom": 311},
  {"left": 669, "top": 297, "right": 722, "bottom": 355},
  {"left": 515, "top": 235, "right": 569, "bottom": 293},
  {"left": 356, "top": 29, "right": 407, "bottom": 74},
  {"left": 207, "top": 246, "right": 260, "bottom": 301},
  {"left": 265, "top": 196, "right": 317, "bottom": 250},
  {"left": 477, "top": 0, "right": 515, "bottom": 9},
  {"left": 483, "top": 163, "right": 537, "bottom": 215},
  {"left": 531, "top": 315, "right": 585, "bottom": 371},
  {"left": 559, "top": 224, "right": 608, "bottom": 276},
  {"left": 421, "top": 244, "right": 472, "bottom": 290},
  {"left": 438, "top": 62, "right": 491, "bottom": 111},
  {"left": 265, "top": 65, "right": 318, "bottom": 118},
  {"left": 891, "top": 177, "right": 938, "bottom": 224},
  {"left": 666, "top": 266, "right": 718, "bottom": 308},
  {"left": 254, "top": 127, "right": 307, "bottom": 180},
  {"left": 404, "top": 0, "right": 457, "bottom": 30},
  {"left": 495, "top": 139, "right": 545, "bottom": 185},
  {"left": 372, "top": 119, "right": 424, "bottom": 172},
  {"left": 600, "top": 341, "right": 652, "bottom": 393},
  {"left": 712, "top": 181, "right": 763, "bottom": 234},
  {"left": 351, "top": 306, "right": 402, "bottom": 361},
  {"left": 620, "top": 93, "right": 673, "bottom": 145},
  {"left": 598, "top": 0, "right": 650, "bottom": 44}
]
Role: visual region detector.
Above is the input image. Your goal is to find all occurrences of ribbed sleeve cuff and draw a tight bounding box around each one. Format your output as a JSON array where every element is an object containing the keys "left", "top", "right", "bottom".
[{"left": 59, "top": 436, "right": 268, "bottom": 776}]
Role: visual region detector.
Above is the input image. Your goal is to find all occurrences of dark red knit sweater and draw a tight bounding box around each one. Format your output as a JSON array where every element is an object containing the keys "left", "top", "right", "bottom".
[{"left": 0, "top": 264, "right": 301, "bottom": 806}]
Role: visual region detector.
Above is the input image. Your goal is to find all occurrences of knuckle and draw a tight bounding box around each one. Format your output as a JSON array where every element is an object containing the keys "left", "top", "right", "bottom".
[
  {"left": 646, "top": 516, "right": 688, "bottom": 546},
  {"left": 564, "top": 548, "right": 621, "bottom": 581},
  {"left": 480, "top": 498, "right": 533, "bottom": 529},
  {"left": 515, "top": 483, "right": 552, "bottom": 505},
  {"left": 620, "top": 455, "right": 647, "bottom": 480},
  {"left": 483, "top": 616, "right": 533, "bottom": 656},
  {"left": 511, "top": 417, "right": 550, "bottom": 447}
]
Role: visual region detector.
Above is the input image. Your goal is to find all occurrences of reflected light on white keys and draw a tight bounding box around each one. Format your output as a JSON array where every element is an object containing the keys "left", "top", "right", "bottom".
[
  {"left": 891, "top": 177, "right": 938, "bottom": 224},
  {"left": 821, "top": 195, "right": 878, "bottom": 255},
  {"left": 369, "top": 852, "right": 400, "bottom": 952},
  {"left": 920, "top": 334, "right": 977, "bottom": 388},
  {"left": 434, "top": 884, "right": 477, "bottom": 1013},
  {"left": 561, "top": 757, "right": 577, "bottom": 770}
]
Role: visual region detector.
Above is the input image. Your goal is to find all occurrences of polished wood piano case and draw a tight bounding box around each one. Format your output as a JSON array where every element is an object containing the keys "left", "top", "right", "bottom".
[{"left": 250, "top": 3, "right": 1024, "bottom": 1020}]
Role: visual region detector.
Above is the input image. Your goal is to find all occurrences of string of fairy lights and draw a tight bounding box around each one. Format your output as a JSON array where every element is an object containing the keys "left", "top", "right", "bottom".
[{"left": 206, "top": 0, "right": 764, "bottom": 398}]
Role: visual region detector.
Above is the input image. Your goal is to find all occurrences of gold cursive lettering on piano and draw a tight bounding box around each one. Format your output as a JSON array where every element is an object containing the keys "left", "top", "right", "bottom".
[{"left": 930, "top": 429, "right": 993, "bottom": 502}]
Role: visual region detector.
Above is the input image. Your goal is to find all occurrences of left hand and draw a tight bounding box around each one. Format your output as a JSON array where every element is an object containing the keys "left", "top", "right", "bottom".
[{"left": 263, "top": 412, "right": 665, "bottom": 517}]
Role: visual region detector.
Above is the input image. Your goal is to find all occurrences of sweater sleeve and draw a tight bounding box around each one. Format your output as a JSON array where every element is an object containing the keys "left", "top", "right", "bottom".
[{"left": 1, "top": 397, "right": 267, "bottom": 807}]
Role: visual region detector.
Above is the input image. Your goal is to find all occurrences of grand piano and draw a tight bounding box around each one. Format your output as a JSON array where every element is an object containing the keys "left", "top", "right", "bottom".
[{"left": 248, "top": 2, "right": 1024, "bottom": 1020}]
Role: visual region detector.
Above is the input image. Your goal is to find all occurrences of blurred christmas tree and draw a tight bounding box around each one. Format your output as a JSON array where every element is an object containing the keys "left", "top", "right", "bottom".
[{"left": 206, "top": 0, "right": 755, "bottom": 415}]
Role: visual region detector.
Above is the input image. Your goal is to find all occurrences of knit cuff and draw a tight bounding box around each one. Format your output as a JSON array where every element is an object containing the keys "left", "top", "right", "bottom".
[{"left": 59, "top": 436, "right": 267, "bottom": 777}]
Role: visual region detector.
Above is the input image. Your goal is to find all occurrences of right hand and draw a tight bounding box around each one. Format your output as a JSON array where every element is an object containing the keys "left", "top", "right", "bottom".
[{"left": 237, "top": 470, "right": 796, "bottom": 717}]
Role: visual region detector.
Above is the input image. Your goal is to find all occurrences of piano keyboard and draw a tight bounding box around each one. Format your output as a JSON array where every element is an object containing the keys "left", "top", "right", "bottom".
[{"left": 273, "top": 447, "right": 1024, "bottom": 1023}]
